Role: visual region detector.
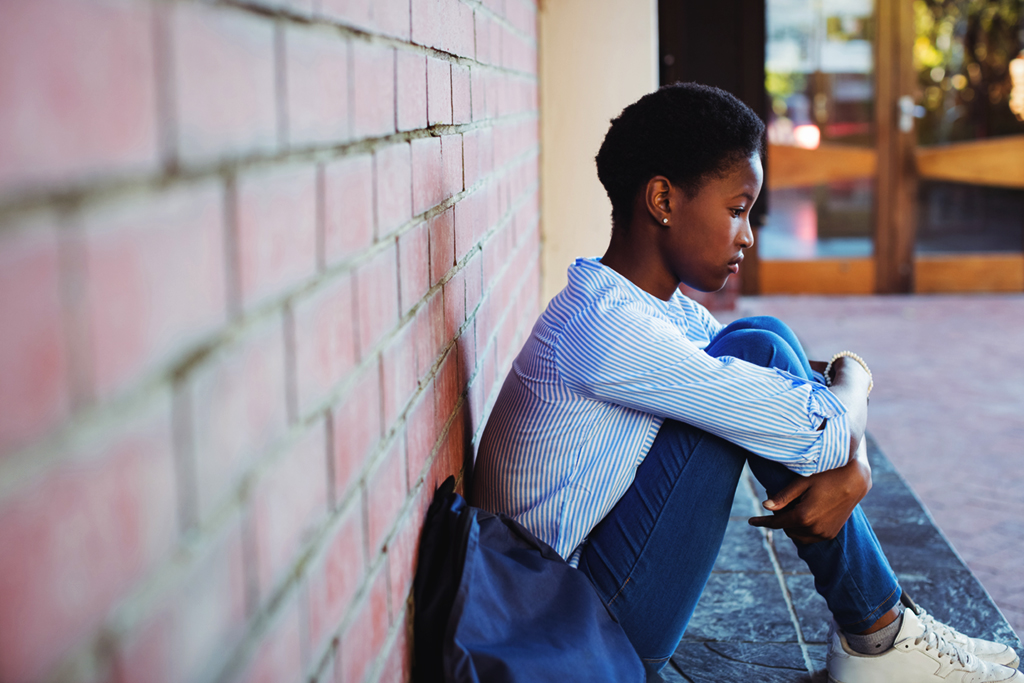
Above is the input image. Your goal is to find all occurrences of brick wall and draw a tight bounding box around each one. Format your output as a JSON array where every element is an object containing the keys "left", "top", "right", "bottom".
[{"left": 0, "top": 0, "right": 539, "bottom": 681}]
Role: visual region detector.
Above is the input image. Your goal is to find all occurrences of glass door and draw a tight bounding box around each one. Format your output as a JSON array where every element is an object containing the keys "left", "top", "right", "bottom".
[
  {"left": 759, "top": 0, "right": 1024, "bottom": 295},
  {"left": 760, "top": 0, "right": 880, "bottom": 293},
  {"left": 911, "top": 0, "right": 1024, "bottom": 293}
]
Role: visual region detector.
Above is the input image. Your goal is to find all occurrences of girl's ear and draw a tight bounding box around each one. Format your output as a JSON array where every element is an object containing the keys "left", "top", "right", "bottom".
[{"left": 645, "top": 176, "right": 673, "bottom": 225}]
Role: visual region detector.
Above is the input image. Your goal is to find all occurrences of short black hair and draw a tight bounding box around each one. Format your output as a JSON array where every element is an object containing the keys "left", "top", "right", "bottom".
[{"left": 595, "top": 82, "right": 765, "bottom": 227}]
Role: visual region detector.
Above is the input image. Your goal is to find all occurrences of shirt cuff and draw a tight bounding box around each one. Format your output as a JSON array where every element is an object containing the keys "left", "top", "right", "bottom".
[
  {"left": 806, "top": 381, "right": 851, "bottom": 473},
  {"left": 775, "top": 369, "right": 851, "bottom": 475}
]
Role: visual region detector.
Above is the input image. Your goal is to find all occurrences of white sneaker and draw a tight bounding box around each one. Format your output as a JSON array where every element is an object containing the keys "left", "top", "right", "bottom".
[
  {"left": 827, "top": 609, "right": 1023, "bottom": 683},
  {"left": 911, "top": 606, "right": 1021, "bottom": 669}
]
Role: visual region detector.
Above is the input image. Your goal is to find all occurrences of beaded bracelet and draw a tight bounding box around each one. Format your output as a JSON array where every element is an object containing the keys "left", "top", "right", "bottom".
[{"left": 824, "top": 351, "right": 873, "bottom": 396}]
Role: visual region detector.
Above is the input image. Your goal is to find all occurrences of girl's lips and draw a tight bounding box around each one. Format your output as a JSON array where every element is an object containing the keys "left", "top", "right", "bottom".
[{"left": 728, "top": 263, "right": 740, "bottom": 274}]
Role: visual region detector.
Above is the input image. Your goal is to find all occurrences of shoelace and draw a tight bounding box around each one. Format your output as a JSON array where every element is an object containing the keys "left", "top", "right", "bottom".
[
  {"left": 912, "top": 620, "right": 977, "bottom": 669},
  {"left": 917, "top": 609, "right": 970, "bottom": 648}
]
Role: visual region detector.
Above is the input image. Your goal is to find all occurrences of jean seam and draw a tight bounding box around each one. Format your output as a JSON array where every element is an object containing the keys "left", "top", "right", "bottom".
[{"left": 841, "top": 584, "right": 902, "bottom": 633}]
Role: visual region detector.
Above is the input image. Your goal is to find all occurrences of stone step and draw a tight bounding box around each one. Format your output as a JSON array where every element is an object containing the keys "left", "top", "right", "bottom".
[{"left": 663, "top": 435, "right": 1023, "bottom": 682}]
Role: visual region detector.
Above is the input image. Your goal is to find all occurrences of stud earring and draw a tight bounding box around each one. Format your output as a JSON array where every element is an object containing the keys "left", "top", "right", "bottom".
[{"left": 663, "top": 217, "right": 669, "bottom": 224}]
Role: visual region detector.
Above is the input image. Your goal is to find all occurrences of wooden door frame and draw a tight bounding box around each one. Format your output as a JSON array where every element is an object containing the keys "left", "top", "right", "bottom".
[{"left": 874, "top": 0, "right": 918, "bottom": 294}]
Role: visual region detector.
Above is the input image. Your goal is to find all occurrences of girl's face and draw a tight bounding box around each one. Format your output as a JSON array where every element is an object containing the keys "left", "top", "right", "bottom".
[{"left": 660, "top": 154, "right": 763, "bottom": 293}]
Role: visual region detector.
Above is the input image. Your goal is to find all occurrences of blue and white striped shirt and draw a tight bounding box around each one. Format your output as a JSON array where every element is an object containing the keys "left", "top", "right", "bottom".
[{"left": 473, "top": 257, "right": 850, "bottom": 564}]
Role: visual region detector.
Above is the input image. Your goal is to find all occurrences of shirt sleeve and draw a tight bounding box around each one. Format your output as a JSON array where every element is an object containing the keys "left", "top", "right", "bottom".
[{"left": 554, "top": 299, "right": 850, "bottom": 476}]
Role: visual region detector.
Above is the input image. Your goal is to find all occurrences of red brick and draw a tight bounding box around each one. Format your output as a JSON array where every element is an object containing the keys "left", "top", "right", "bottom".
[
  {"left": 443, "top": 268, "right": 466, "bottom": 341},
  {"left": 285, "top": 25, "right": 349, "bottom": 149},
  {"left": 478, "top": 127, "right": 495, "bottom": 180},
  {"left": 435, "top": 349, "right": 461, "bottom": 423},
  {"left": 236, "top": 164, "right": 317, "bottom": 308},
  {"left": 405, "top": 384, "right": 437, "bottom": 489},
  {"left": 115, "top": 518, "right": 248, "bottom": 683},
  {"left": 173, "top": 4, "right": 277, "bottom": 163},
  {"left": 462, "top": 131, "right": 481, "bottom": 189},
  {"left": 318, "top": 0, "right": 408, "bottom": 37},
  {"left": 232, "top": 598, "right": 302, "bottom": 683},
  {"left": 82, "top": 183, "right": 226, "bottom": 399},
  {"left": 318, "top": 0, "right": 372, "bottom": 31},
  {"left": 413, "top": 290, "right": 445, "bottom": 381},
  {"left": 414, "top": 0, "right": 473, "bottom": 56},
  {"left": 426, "top": 58, "right": 452, "bottom": 126},
  {"left": 458, "top": 318, "right": 478, "bottom": 381},
  {"left": 338, "top": 568, "right": 389, "bottom": 683},
  {"left": 323, "top": 154, "right": 374, "bottom": 265},
  {"left": 0, "top": 226, "right": 69, "bottom": 458},
  {"left": 473, "top": 12, "right": 492, "bottom": 65},
  {"left": 378, "top": 612, "right": 411, "bottom": 683},
  {"left": 453, "top": 193, "right": 477, "bottom": 262},
  {"left": 253, "top": 421, "right": 329, "bottom": 595},
  {"left": 374, "top": 0, "right": 413, "bottom": 40},
  {"left": 191, "top": 317, "right": 289, "bottom": 518},
  {"left": 0, "top": 0, "right": 158, "bottom": 195},
  {"left": 482, "top": 0, "right": 505, "bottom": 17},
  {"left": 293, "top": 274, "right": 356, "bottom": 415},
  {"left": 464, "top": 252, "right": 483, "bottom": 316},
  {"left": 367, "top": 437, "right": 407, "bottom": 555},
  {"left": 470, "top": 68, "right": 487, "bottom": 121},
  {"left": 374, "top": 143, "right": 412, "bottom": 238},
  {"left": 0, "top": 398, "right": 177, "bottom": 683},
  {"left": 386, "top": 515, "right": 420, "bottom": 623},
  {"left": 428, "top": 209, "right": 455, "bottom": 285},
  {"left": 410, "top": 137, "right": 442, "bottom": 217},
  {"left": 381, "top": 324, "right": 417, "bottom": 429},
  {"left": 445, "top": 1, "right": 476, "bottom": 59},
  {"left": 486, "top": 69, "right": 502, "bottom": 119},
  {"left": 489, "top": 14, "right": 505, "bottom": 70},
  {"left": 442, "top": 135, "right": 463, "bottom": 200},
  {"left": 332, "top": 366, "right": 382, "bottom": 505},
  {"left": 306, "top": 502, "right": 364, "bottom": 653},
  {"left": 506, "top": 0, "right": 537, "bottom": 40},
  {"left": 396, "top": 51, "right": 427, "bottom": 133},
  {"left": 452, "top": 65, "right": 472, "bottom": 125},
  {"left": 397, "top": 223, "right": 429, "bottom": 318},
  {"left": 352, "top": 42, "right": 395, "bottom": 139},
  {"left": 354, "top": 243, "right": 398, "bottom": 356},
  {"left": 441, "top": 404, "right": 469, "bottom": 480},
  {"left": 410, "top": 0, "right": 438, "bottom": 49}
]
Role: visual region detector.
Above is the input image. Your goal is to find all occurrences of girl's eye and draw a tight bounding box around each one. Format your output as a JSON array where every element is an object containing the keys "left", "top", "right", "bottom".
[{"left": 730, "top": 207, "right": 744, "bottom": 218}]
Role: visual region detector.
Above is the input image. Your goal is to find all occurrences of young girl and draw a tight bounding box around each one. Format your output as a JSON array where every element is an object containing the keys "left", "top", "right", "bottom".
[{"left": 472, "top": 83, "right": 1020, "bottom": 683}]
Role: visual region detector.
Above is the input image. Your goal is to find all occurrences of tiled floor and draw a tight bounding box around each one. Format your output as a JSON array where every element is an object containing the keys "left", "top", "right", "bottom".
[{"left": 725, "top": 294, "right": 1024, "bottom": 639}]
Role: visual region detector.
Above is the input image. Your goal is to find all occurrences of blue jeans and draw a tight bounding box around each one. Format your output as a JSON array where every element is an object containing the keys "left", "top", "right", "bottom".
[{"left": 575, "top": 316, "right": 901, "bottom": 675}]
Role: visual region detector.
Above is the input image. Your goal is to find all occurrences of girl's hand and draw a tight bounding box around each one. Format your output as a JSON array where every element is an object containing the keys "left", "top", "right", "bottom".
[{"left": 748, "top": 439, "right": 871, "bottom": 544}]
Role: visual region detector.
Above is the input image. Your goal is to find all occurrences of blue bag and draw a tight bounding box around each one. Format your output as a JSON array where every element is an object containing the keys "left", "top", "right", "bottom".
[{"left": 413, "top": 477, "right": 645, "bottom": 683}]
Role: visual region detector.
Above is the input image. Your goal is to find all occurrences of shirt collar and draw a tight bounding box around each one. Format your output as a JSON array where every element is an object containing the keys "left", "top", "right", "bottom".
[{"left": 568, "top": 257, "right": 685, "bottom": 312}]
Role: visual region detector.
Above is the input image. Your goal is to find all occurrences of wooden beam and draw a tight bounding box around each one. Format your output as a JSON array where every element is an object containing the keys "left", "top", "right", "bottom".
[
  {"left": 914, "top": 254, "right": 1024, "bottom": 293},
  {"left": 873, "top": 0, "right": 918, "bottom": 294},
  {"left": 916, "top": 135, "right": 1024, "bottom": 189},
  {"left": 760, "top": 258, "right": 876, "bottom": 295},
  {"left": 766, "top": 143, "right": 877, "bottom": 190}
]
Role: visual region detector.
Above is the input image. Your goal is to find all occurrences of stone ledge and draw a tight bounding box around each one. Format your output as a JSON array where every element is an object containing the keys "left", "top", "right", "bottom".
[{"left": 662, "top": 435, "right": 1023, "bottom": 682}]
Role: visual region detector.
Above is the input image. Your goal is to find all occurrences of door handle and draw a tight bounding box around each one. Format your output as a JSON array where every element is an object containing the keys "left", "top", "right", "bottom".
[{"left": 898, "top": 96, "right": 926, "bottom": 133}]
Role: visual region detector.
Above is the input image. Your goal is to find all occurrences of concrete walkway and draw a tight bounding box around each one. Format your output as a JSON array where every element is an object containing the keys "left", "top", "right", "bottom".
[{"left": 724, "top": 294, "right": 1024, "bottom": 639}]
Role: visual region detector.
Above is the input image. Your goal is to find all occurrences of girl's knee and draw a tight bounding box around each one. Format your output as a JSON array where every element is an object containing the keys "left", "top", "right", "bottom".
[
  {"left": 725, "top": 315, "right": 790, "bottom": 336},
  {"left": 708, "top": 327, "right": 805, "bottom": 374}
]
